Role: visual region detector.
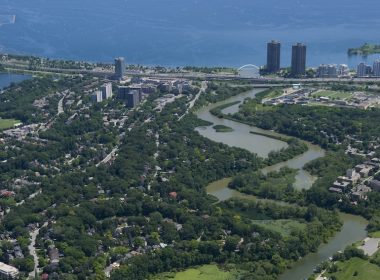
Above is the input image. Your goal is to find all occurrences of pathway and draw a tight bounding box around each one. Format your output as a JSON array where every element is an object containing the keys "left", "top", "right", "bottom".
[{"left": 28, "top": 222, "right": 48, "bottom": 279}]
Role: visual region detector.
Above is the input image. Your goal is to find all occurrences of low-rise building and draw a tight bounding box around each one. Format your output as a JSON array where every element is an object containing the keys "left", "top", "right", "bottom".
[
  {"left": 0, "top": 262, "right": 19, "bottom": 279},
  {"left": 351, "top": 185, "right": 371, "bottom": 201}
]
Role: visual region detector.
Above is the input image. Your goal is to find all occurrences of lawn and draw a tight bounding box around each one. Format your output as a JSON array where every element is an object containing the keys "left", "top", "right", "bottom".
[
  {"left": 251, "top": 219, "right": 306, "bottom": 236},
  {"left": 0, "top": 118, "right": 21, "bottom": 130},
  {"left": 154, "top": 264, "right": 238, "bottom": 280},
  {"left": 313, "top": 90, "right": 352, "bottom": 100},
  {"left": 327, "top": 257, "right": 380, "bottom": 280}
]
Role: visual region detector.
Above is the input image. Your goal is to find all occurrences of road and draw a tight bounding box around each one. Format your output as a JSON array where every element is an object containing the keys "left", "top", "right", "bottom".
[
  {"left": 57, "top": 97, "right": 64, "bottom": 114},
  {"left": 5, "top": 62, "right": 380, "bottom": 83},
  {"left": 178, "top": 81, "right": 207, "bottom": 121},
  {"left": 28, "top": 222, "right": 48, "bottom": 279},
  {"left": 96, "top": 147, "right": 118, "bottom": 167}
]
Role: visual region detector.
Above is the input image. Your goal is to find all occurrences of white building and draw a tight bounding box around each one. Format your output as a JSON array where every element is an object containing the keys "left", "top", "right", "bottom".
[
  {"left": 101, "top": 83, "right": 113, "bottom": 100},
  {"left": 338, "top": 64, "right": 350, "bottom": 77},
  {"left": 91, "top": 90, "right": 103, "bottom": 103},
  {"left": 0, "top": 262, "right": 19, "bottom": 279}
]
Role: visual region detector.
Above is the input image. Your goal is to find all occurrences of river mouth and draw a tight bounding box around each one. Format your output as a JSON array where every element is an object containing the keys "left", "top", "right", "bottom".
[{"left": 195, "top": 88, "right": 368, "bottom": 280}]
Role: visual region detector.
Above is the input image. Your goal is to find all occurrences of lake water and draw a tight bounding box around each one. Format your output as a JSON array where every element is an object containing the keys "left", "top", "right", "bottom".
[
  {"left": 0, "top": 0, "right": 379, "bottom": 67},
  {"left": 0, "top": 73, "right": 30, "bottom": 89}
]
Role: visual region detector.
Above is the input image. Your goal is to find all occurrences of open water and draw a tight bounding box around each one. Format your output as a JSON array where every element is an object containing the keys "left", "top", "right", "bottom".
[{"left": 0, "top": 0, "right": 379, "bottom": 67}]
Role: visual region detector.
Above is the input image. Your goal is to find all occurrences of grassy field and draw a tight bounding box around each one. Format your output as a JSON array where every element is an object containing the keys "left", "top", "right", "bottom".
[
  {"left": 369, "top": 231, "right": 380, "bottom": 238},
  {"left": 213, "top": 125, "right": 233, "bottom": 132},
  {"left": 313, "top": 90, "right": 352, "bottom": 100},
  {"left": 255, "top": 88, "right": 283, "bottom": 101},
  {"left": 154, "top": 264, "right": 238, "bottom": 280},
  {"left": 251, "top": 219, "right": 306, "bottom": 236},
  {"left": 327, "top": 257, "right": 380, "bottom": 280},
  {"left": 0, "top": 118, "right": 21, "bottom": 130}
]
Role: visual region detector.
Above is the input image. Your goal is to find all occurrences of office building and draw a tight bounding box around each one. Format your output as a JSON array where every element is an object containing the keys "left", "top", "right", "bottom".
[
  {"left": 291, "top": 43, "right": 307, "bottom": 77},
  {"left": 0, "top": 262, "right": 19, "bottom": 279},
  {"left": 101, "top": 83, "right": 113, "bottom": 100},
  {"left": 317, "top": 64, "right": 337, "bottom": 78},
  {"left": 114, "top": 57, "right": 126, "bottom": 80},
  {"left": 126, "top": 90, "right": 140, "bottom": 108},
  {"left": 266, "top": 40, "right": 281, "bottom": 73},
  {"left": 91, "top": 90, "right": 103, "bottom": 103},
  {"left": 357, "top": 63, "right": 372, "bottom": 77},
  {"left": 373, "top": 60, "right": 380, "bottom": 77},
  {"left": 118, "top": 86, "right": 141, "bottom": 108}
]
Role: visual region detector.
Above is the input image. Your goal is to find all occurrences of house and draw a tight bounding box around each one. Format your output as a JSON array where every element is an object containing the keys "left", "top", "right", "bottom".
[
  {"left": 48, "top": 245, "right": 60, "bottom": 266},
  {"left": 354, "top": 164, "right": 374, "bottom": 178},
  {"left": 329, "top": 187, "right": 343, "bottom": 194},
  {"left": 332, "top": 180, "right": 350, "bottom": 190},
  {"left": 351, "top": 185, "right": 371, "bottom": 201},
  {"left": 169, "top": 192, "right": 178, "bottom": 199}
]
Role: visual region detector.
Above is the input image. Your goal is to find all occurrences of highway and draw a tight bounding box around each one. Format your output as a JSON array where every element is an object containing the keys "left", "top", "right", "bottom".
[{"left": 3, "top": 61, "right": 380, "bottom": 83}]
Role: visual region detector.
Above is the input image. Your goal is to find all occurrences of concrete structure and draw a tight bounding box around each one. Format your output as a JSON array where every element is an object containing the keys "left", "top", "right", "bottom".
[
  {"left": 317, "top": 64, "right": 337, "bottom": 78},
  {"left": 266, "top": 40, "right": 281, "bottom": 73},
  {"left": 91, "top": 90, "right": 103, "bottom": 103},
  {"left": 357, "top": 63, "right": 372, "bottom": 77},
  {"left": 101, "top": 83, "right": 113, "bottom": 100},
  {"left": 114, "top": 57, "right": 126, "bottom": 80},
  {"left": 373, "top": 60, "right": 380, "bottom": 77},
  {"left": 291, "top": 43, "right": 307, "bottom": 77},
  {"left": 338, "top": 64, "right": 350, "bottom": 77},
  {"left": 0, "top": 262, "right": 19, "bottom": 279}
]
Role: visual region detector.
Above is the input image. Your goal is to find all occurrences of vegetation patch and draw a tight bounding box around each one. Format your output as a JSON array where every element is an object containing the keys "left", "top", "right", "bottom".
[
  {"left": 0, "top": 118, "right": 21, "bottom": 130},
  {"left": 251, "top": 219, "right": 306, "bottom": 237},
  {"left": 369, "top": 231, "right": 380, "bottom": 238},
  {"left": 348, "top": 43, "right": 380, "bottom": 56},
  {"left": 213, "top": 125, "right": 233, "bottom": 132},
  {"left": 313, "top": 90, "right": 352, "bottom": 100},
  {"left": 327, "top": 257, "right": 380, "bottom": 280},
  {"left": 255, "top": 88, "right": 283, "bottom": 102},
  {"left": 229, "top": 167, "right": 298, "bottom": 200},
  {"left": 154, "top": 264, "right": 239, "bottom": 280}
]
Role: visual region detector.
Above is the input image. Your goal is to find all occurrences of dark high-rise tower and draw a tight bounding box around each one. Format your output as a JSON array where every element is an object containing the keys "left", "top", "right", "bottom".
[
  {"left": 291, "top": 43, "right": 307, "bottom": 77},
  {"left": 114, "top": 57, "right": 126, "bottom": 80},
  {"left": 266, "top": 40, "right": 281, "bottom": 73}
]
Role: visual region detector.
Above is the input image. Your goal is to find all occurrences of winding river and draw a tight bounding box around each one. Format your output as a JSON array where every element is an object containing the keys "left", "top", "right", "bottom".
[{"left": 195, "top": 88, "right": 368, "bottom": 280}]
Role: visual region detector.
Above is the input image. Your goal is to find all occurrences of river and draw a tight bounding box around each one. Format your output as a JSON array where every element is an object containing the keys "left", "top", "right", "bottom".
[{"left": 195, "top": 88, "right": 368, "bottom": 280}]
